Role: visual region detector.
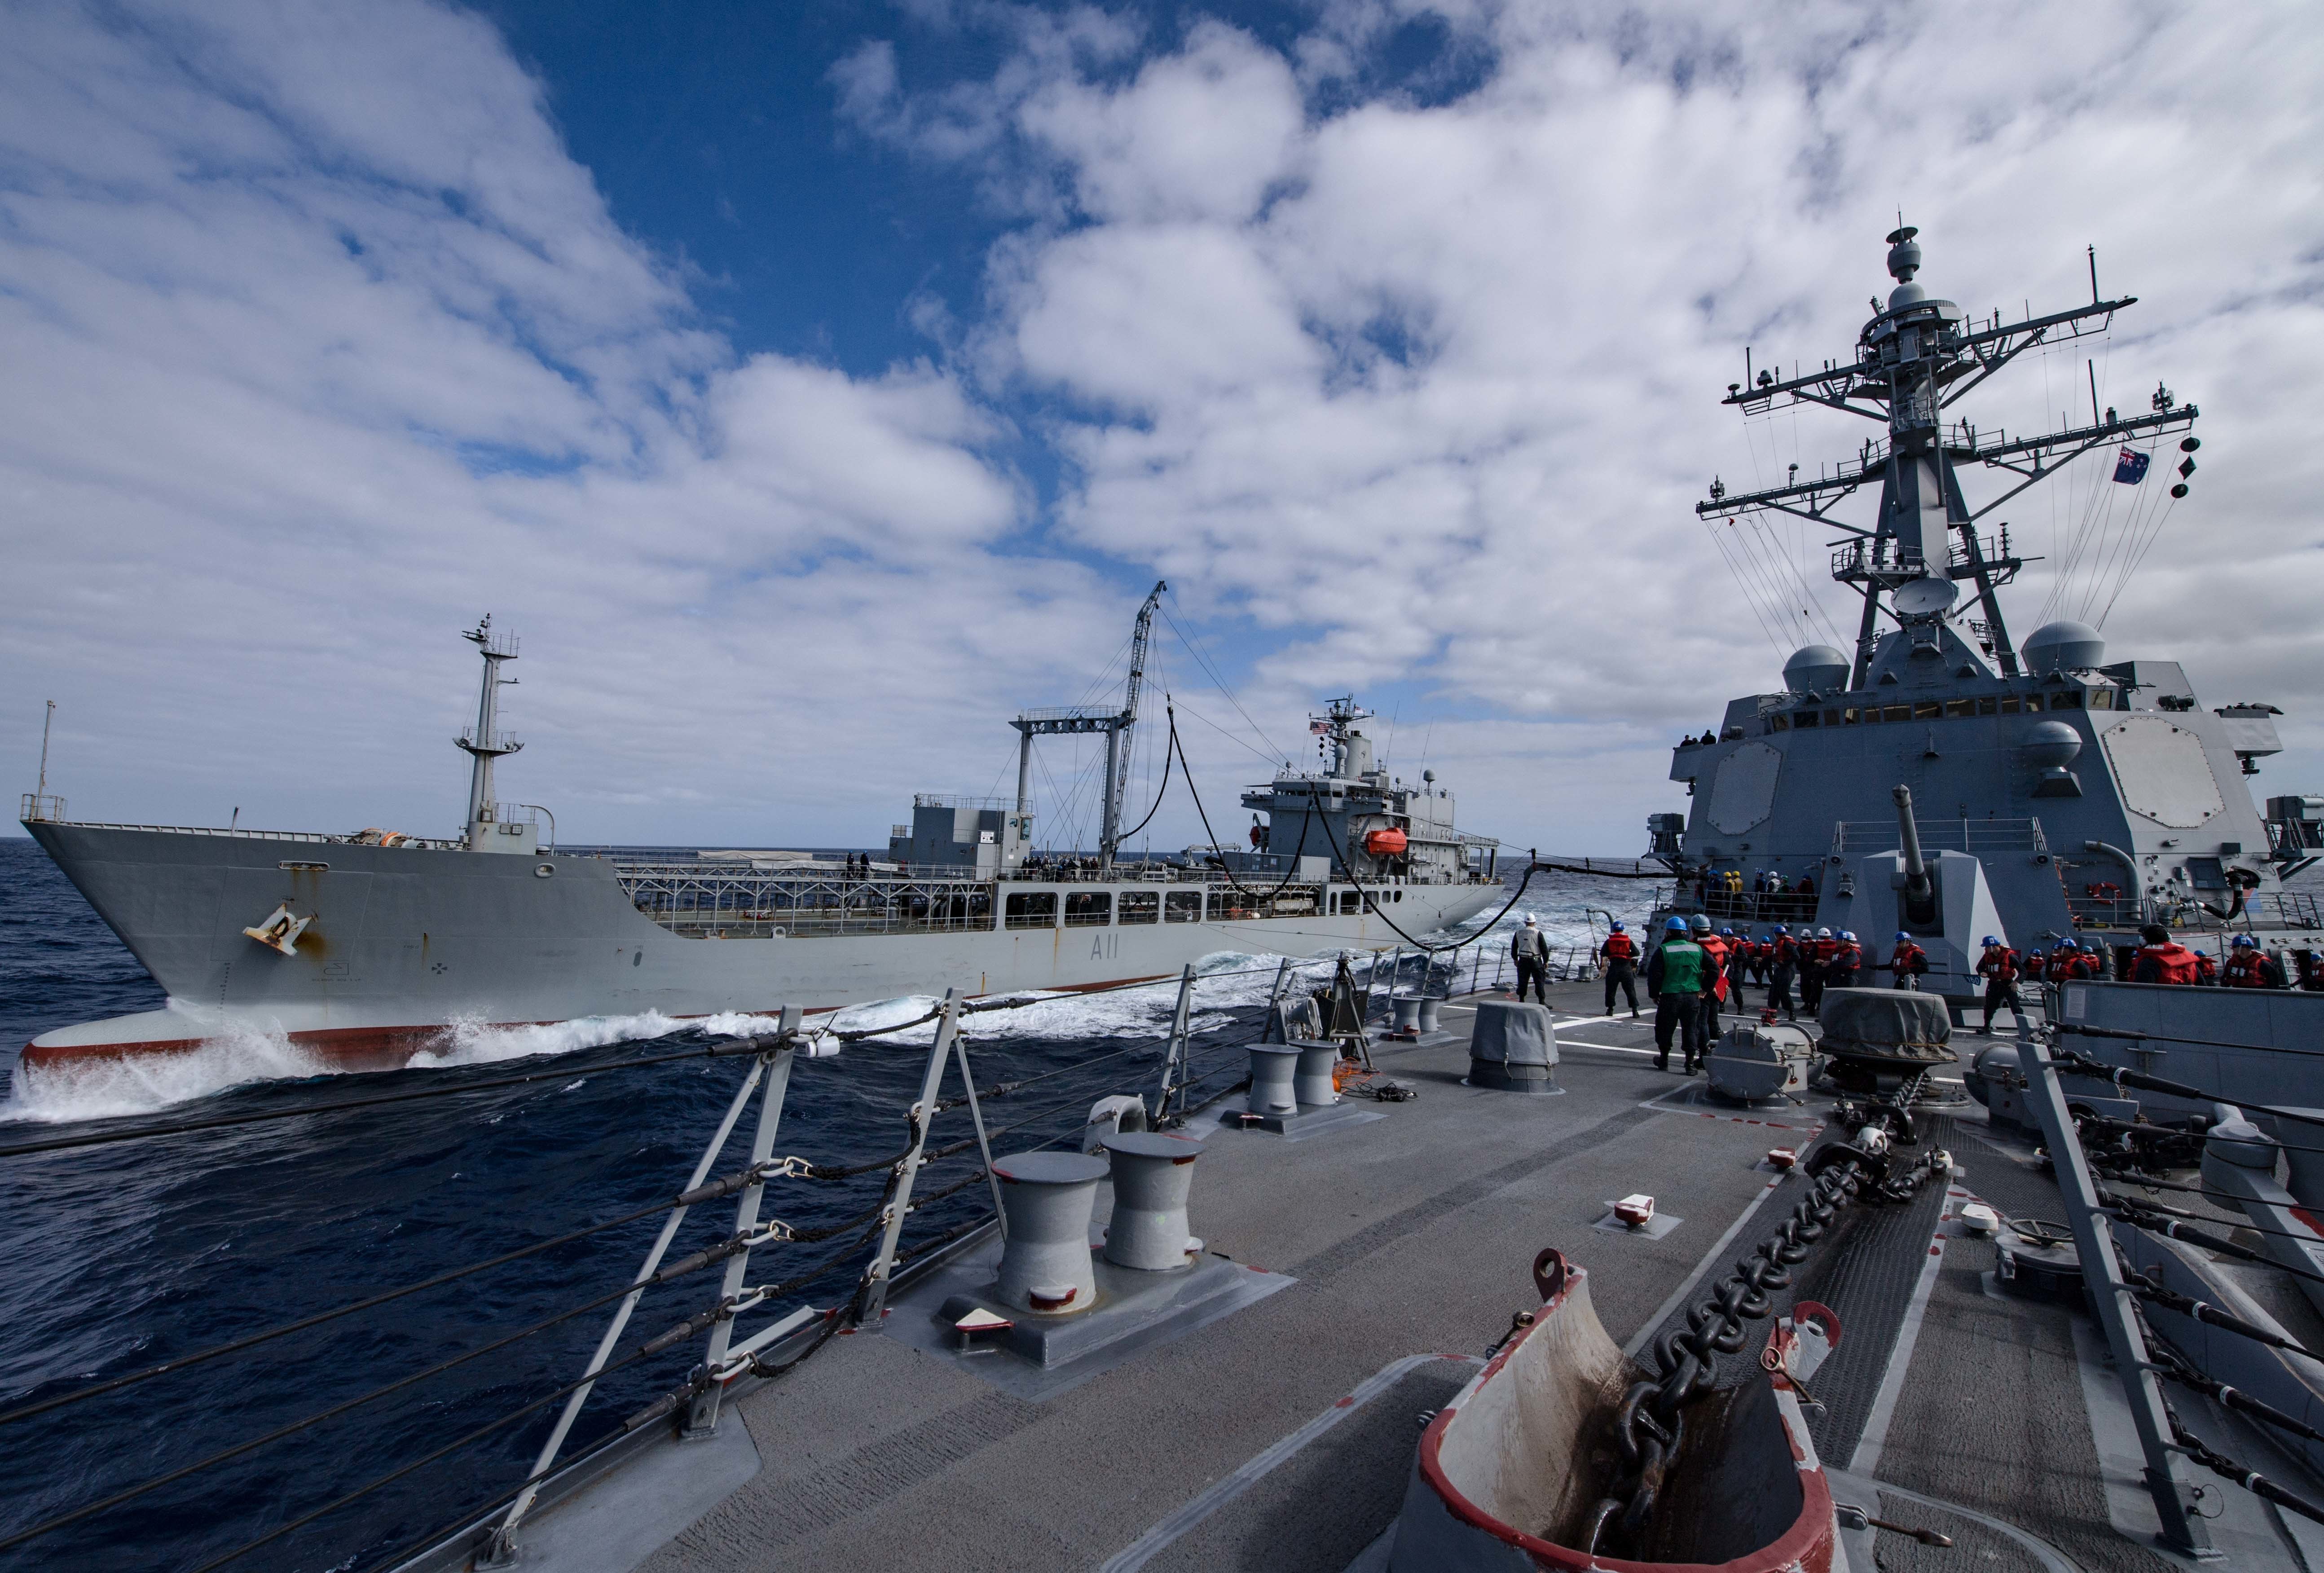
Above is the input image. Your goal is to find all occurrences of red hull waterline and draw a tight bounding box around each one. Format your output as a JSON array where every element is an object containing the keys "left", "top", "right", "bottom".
[{"left": 16, "top": 973, "right": 1179, "bottom": 1076}]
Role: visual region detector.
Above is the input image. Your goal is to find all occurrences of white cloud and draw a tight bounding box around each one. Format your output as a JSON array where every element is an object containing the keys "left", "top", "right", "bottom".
[
  {"left": 5, "top": 0, "right": 2322, "bottom": 864},
  {"left": 0, "top": 0, "right": 1117, "bottom": 847},
  {"left": 849, "top": 0, "right": 2324, "bottom": 846}
]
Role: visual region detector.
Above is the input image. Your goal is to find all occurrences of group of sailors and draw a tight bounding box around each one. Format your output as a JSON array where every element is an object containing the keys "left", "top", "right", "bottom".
[
  {"left": 1595, "top": 915, "right": 1871, "bottom": 1074},
  {"left": 1517, "top": 908, "right": 2324, "bottom": 1078},
  {"left": 2123, "top": 924, "right": 2320, "bottom": 990}
]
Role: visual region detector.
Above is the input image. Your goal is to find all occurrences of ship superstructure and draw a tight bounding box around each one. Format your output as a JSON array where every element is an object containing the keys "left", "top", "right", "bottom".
[
  {"left": 18, "top": 602, "right": 1500, "bottom": 1070},
  {"left": 1656, "top": 228, "right": 2319, "bottom": 995}
]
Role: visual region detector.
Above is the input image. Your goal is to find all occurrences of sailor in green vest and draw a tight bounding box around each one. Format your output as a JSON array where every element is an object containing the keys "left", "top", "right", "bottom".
[{"left": 1646, "top": 915, "right": 1712, "bottom": 1073}]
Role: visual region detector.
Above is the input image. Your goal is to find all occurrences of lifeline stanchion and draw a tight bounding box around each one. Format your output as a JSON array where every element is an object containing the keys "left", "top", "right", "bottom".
[
  {"left": 2013, "top": 1019, "right": 2216, "bottom": 1558},
  {"left": 686, "top": 1005, "right": 803, "bottom": 1439},
  {"left": 486, "top": 1008, "right": 804, "bottom": 1564},
  {"left": 861, "top": 990, "right": 984, "bottom": 1324},
  {"left": 1152, "top": 963, "right": 1197, "bottom": 1124}
]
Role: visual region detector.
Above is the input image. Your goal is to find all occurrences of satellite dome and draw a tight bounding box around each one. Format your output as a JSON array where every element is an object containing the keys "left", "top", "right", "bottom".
[
  {"left": 2016, "top": 720, "right": 2082, "bottom": 771},
  {"left": 2021, "top": 620, "right": 2105, "bottom": 675},
  {"left": 1783, "top": 644, "right": 1850, "bottom": 694}
]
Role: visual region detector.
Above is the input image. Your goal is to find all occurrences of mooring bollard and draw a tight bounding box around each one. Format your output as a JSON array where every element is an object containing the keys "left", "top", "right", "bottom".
[
  {"left": 1101, "top": 1131, "right": 1204, "bottom": 1270},
  {"left": 1290, "top": 1039, "right": 1340, "bottom": 1106},
  {"left": 1247, "top": 1044, "right": 1301, "bottom": 1116},
  {"left": 991, "top": 1151, "right": 1108, "bottom": 1315},
  {"left": 1417, "top": 996, "right": 1444, "bottom": 1035},
  {"left": 1391, "top": 995, "right": 1424, "bottom": 1035}
]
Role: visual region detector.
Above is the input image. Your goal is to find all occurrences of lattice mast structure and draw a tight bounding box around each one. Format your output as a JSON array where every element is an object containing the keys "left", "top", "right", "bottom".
[
  {"left": 1012, "top": 580, "right": 1167, "bottom": 871},
  {"left": 1699, "top": 228, "right": 2199, "bottom": 687}
]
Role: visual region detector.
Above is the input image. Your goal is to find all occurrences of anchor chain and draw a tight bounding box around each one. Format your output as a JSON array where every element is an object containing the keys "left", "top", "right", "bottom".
[{"left": 1581, "top": 1121, "right": 1950, "bottom": 1557}]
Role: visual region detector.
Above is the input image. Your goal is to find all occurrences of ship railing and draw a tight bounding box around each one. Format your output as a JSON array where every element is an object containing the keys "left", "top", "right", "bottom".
[
  {"left": 8, "top": 816, "right": 467, "bottom": 850},
  {"left": 1691, "top": 888, "right": 1823, "bottom": 927},
  {"left": 18, "top": 792, "right": 65, "bottom": 823},
  {"left": 0, "top": 949, "right": 1513, "bottom": 1573},
  {"left": 1829, "top": 817, "right": 2048, "bottom": 855}
]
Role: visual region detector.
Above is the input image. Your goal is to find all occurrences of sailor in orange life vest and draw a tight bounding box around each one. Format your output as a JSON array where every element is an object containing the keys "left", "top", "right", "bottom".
[
  {"left": 2222, "top": 933, "right": 2289, "bottom": 988},
  {"left": 1599, "top": 921, "right": 1641, "bottom": 1017},
  {"left": 1765, "top": 925, "right": 1800, "bottom": 1022},
  {"left": 1719, "top": 927, "right": 1750, "bottom": 1011},
  {"left": 1886, "top": 932, "right": 1929, "bottom": 991},
  {"left": 1974, "top": 937, "right": 2022, "bottom": 1033},
  {"left": 1800, "top": 926, "right": 1838, "bottom": 1013},
  {"left": 1827, "top": 930, "right": 1863, "bottom": 990},
  {"left": 1510, "top": 914, "right": 1552, "bottom": 1005},
  {"left": 2131, "top": 924, "right": 2202, "bottom": 985},
  {"left": 1691, "top": 915, "right": 1731, "bottom": 1044}
]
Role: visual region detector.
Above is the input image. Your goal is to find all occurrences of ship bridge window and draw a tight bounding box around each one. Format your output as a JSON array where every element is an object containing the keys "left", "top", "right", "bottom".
[
  {"left": 1999, "top": 695, "right": 2020, "bottom": 714},
  {"left": 1911, "top": 701, "right": 1941, "bottom": 720},
  {"left": 1065, "top": 891, "right": 1112, "bottom": 927},
  {"left": 1767, "top": 714, "right": 1789, "bottom": 733},
  {"left": 1977, "top": 696, "right": 1998, "bottom": 716},
  {"left": 1119, "top": 890, "right": 1159, "bottom": 925},
  {"left": 1005, "top": 891, "right": 1056, "bottom": 930},
  {"left": 1883, "top": 704, "right": 1913, "bottom": 723},
  {"left": 1792, "top": 710, "right": 1819, "bottom": 728},
  {"left": 2050, "top": 690, "right": 2083, "bottom": 709},
  {"left": 1944, "top": 698, "right": 1974, "bottom": 718},
  {"left": 2089, "top": 689, "right": 2116, "bottom": 710},
  {"left": 1165, "top": 889, "right": 1202, "bottom": 923}
]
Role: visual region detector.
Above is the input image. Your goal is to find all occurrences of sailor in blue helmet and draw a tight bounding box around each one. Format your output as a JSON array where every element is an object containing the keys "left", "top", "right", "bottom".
[
  {"left": 1646, "top": 916, "right": 1712, "bottom": 1073},
  {"left": 1766, "top": 923, "right": 1799, "bottom": 1022},
  {"left": 1886, "top": 930, "right": 1928, "bottom": 991},
  {"left": 1599, "top": 920, "right": 1641, "bottom": 1018}
]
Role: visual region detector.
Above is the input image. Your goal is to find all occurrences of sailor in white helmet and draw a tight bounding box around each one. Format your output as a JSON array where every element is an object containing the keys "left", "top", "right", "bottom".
[{"left": 1510, "top": 913, "right": 1551, "bottom": 1005}]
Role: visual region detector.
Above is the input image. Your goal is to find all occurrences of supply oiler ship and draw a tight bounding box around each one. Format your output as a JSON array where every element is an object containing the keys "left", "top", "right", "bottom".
[{"left": 18, "top": 590, "right": 1501, "bottom": 1070}]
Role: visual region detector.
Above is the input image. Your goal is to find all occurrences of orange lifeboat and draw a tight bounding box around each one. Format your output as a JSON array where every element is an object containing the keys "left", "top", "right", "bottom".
[{"left": 1364, "top": 827, "right": 1408, "bottom": 858}]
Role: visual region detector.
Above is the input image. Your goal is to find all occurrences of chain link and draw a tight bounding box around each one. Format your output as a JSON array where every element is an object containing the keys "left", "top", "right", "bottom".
[{"left": 1582, "top": 1124, "right": 1950, "bottom": 1556}]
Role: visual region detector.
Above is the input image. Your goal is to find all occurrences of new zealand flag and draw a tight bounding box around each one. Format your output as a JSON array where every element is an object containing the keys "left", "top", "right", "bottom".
[{"left": 2113, "top": 448, "right": 2151, "bottom": 485}]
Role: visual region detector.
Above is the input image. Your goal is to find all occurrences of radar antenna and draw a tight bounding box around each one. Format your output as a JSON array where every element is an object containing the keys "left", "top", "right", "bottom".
[{"left": 1698, "top": 227, "right": 2200, "bottom": 687}]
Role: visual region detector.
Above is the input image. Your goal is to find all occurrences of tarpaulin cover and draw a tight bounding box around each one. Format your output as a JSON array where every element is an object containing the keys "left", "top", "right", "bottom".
[{"left": 1816, "top": 987, "right": 1954, "bottom": 1066}]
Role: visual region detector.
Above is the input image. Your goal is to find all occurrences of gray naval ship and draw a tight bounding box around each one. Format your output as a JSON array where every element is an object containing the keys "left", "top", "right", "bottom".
[
  {"left": 23, "top": 226, "right": 2324, "bottom": 1573},
  {"left": 17, "top": 593, "right": 1500, "bottom": 1071},
  {"left": 1652, "top": 225, "right": 2324, "bottom": 996}
]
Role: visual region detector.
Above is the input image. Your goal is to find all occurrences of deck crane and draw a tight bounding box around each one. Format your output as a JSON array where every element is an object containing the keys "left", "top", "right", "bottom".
[{"left": 1011, "top": 580, "right": 1167, "bottom": 873}]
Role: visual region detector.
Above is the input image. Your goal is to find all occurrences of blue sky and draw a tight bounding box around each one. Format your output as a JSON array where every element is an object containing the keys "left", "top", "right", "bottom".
[{"left": 3, "top": 0, "right": 2320, "bottom": 854}]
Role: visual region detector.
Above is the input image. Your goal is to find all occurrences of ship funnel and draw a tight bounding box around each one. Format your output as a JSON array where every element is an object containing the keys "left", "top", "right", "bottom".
[{"left": 1893, "top": 785, "right": 1937, "bottom": 927}]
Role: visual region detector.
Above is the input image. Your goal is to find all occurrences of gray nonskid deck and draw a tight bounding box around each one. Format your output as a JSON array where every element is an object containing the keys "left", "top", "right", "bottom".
[{"left": 501, "top": 982, "right": 2324, "bottom": 1572}]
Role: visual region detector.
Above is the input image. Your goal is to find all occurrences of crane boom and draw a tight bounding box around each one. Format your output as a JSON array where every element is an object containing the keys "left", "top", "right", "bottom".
[{"left": 1103, "top": 581, "right": 1167, "bottom": 866}]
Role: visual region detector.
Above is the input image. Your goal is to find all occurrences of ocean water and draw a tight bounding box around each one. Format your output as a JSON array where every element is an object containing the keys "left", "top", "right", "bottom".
[{"left": 0, "top": 837, "right": 1657, "bottom": 1572}]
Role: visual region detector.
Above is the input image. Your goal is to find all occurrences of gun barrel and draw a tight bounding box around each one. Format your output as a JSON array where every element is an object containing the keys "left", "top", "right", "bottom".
[{"left": 1893, "top": 784, "right": 1929, "bottom": 887}]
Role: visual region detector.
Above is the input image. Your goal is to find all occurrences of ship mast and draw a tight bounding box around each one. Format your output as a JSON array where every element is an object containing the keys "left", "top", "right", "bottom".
[
  {"left": 456, "top": 615, "right": 521, "bottom": 843},
  {"left": 1699, "top": 229, "right": 2199, "bottom": 686}
]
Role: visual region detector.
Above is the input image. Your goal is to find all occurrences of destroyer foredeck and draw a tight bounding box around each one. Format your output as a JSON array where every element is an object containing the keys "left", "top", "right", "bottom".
[{"left": 490, "top": 980, "right": 2186, "bottom": 1573}]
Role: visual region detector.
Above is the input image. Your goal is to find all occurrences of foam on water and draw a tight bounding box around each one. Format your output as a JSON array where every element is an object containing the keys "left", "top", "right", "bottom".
[{"left": 1, "top": 1016, "right": 337, "bottom": 1123}]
